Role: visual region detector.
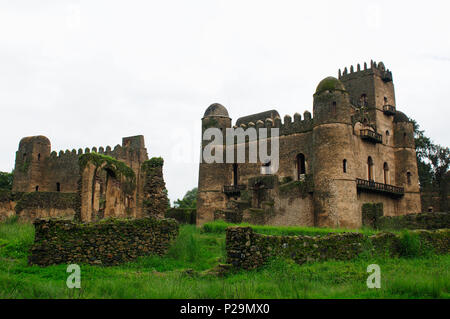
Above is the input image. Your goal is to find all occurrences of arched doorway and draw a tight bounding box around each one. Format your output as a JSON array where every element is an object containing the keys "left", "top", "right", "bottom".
[{"left": 383, "top": 162, "right": 389, "bottom": 184}]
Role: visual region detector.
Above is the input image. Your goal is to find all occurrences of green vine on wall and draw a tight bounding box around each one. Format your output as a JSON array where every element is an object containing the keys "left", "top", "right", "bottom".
[{"left": 79, "top": 152, "right": 136, "bottom": 195}]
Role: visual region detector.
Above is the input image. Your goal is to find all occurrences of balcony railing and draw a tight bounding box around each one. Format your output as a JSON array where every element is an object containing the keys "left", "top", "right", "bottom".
[
  {"left": 223, "top": 184, "right": 246, "bottom": 196},
  {"left": 383, "top": 104, "right": 396, "bottom": 115},
  {"left": 356, "top": 178, "right": 404, "bottom": 197},
  {"left": 360, "top": 129, "right": 383, "bottom": 144}
]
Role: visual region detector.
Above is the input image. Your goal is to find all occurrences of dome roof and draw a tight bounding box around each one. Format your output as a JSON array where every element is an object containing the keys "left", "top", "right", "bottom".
[
  {"left": 394, "top": 111, "right": 409, "bottom": 123},
  {"left": 203, "top": 103, "right": 229, "bottom": 118},
  {"left": 315, "top": 77, "right": 346, "bottom": 95}
]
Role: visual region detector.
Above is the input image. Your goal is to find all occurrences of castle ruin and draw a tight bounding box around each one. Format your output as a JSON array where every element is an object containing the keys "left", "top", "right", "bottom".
[{"left": 2, "top": 135, "right": 168, "bottom": 222}]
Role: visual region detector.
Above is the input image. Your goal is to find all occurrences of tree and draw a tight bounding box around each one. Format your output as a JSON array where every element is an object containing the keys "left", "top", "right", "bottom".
[
  {"left": 0, "top": 171, "right": 13, "bottom": 190},
  {"left": 173, "top": 187, "right": 197, "bottom": 209},
  {"left": 412, "top": 119, "right": 449, "bottom": 211}
]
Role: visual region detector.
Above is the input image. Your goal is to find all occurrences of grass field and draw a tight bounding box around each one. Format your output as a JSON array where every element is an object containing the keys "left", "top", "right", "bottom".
[{"left": 0, "top": 218, "right": 449, "bottom": 299}]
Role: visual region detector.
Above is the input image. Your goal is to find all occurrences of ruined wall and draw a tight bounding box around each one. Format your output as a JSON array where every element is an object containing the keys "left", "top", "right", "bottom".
[
  {"left": 141, "top": 157, "right": 169, "bottom": 218},
  {"left": 29, "top": 217, "right": 179, "bottom": 266},
  {"left": 226, "top": 226, "right": 450, "bottom": 270}
]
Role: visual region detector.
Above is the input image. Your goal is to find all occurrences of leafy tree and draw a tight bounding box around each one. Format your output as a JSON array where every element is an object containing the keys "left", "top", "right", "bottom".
[
  {"left": 412, "top": 119, "right": 449, "bottom": 211},
  {"left": 173, "top": 187, "right": 197, "bottom": 209},
  {"left": 0, "top": 171, "right": 13, "bottom": 190}
]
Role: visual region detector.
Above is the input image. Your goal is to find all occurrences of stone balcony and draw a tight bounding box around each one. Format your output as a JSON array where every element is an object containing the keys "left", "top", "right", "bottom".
[
  {"left": 360, "top": 129, "right": 383, "bottom": 144},
  {"left": 383, "top": 104, "right": 396, "bottom": 115},
  {"left": 356, "top": 178, "right": 404, "bottom": 198}
]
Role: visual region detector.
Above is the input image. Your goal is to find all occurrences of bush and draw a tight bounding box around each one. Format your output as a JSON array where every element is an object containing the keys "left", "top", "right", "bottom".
[{"left": 399, "top": 231, "right": 422, "bottom": 258}]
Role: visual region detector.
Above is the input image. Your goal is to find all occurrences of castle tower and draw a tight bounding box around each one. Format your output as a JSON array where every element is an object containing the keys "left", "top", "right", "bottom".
[
  {"left": 12, "top": 136, "right": 51, "bottom": 192},
  {"left": 197, "top": 103, "right": 232, "bottom": 225},
  {"left": 339, "top": 61, "right": 395, "bottom": 136},
  {"left": 393, "top": 112, "right": 421, "bottom": 213},
  {"left": 312, "top": 77, "right": 359, "bottom": 227}
]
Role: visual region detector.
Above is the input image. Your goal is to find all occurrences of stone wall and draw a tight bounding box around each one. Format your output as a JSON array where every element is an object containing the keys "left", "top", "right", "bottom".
[
  {"left": 29, "top": 217, "right": 179, "bottom": 266},
  {"left": 376, "top": 211, "right": 450, "bottom": 230},
  {"left": 226, "top": 226, "right": 450, "bottom": 270}
]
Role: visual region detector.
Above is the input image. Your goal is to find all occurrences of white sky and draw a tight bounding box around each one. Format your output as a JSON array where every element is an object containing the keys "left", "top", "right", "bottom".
[{"left": 0, "top": 0, "right": 449, "bottom": 203}]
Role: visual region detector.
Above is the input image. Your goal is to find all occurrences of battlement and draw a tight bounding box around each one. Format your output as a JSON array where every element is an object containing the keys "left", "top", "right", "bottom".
[
  {"left": 338, "top": 60, "right": 393, "bottom": 83},
  {"left": 231, "top": 110, "right": 313, "bottom": 140}
]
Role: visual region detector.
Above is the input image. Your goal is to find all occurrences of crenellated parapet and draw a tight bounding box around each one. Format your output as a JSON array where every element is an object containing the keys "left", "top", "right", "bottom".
[
  {"left": 338, "top": 60, "right": 393, "bottom": 83},
  {"left": 232, "top": 110, "right": 313, "bottom": 140}
]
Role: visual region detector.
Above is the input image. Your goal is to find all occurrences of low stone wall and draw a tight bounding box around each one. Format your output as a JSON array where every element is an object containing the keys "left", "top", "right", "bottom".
[
  {"left": 15, "top": 192, "right": 78, "bottom": 222},
  {"left": 29, "top": 217, "right": 179, "bottom": 266},
  {"left": 376, "top": 211, "right": 450, "bottom": 230},
  {"left": 226, "top": 226, "right": 450, "bottom": 270}
]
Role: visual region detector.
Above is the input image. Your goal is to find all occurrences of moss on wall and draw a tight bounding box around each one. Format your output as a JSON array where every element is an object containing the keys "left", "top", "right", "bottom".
[
  {"left": 361, "top": 203, "right": 384, "bottom": 228},
  {"left": 79, "top": 152, "right": 136, "bottom": 195},
  {"left": 376, "top": 212, "right": 450, "bottom": 230},
  {"left": 226, "top": 226, "right": 450, "bottom": 270},
  {"left": 279, "top": 175, "right": 313, "bottom": 198}
]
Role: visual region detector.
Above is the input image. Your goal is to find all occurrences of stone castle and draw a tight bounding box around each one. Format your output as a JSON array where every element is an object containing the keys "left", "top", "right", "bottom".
[
  {"left": 197, "top": 60, "right": 421, "bottom": 228},
  {"left": 3, "top": 135, "right": 168, "bottom": 222}
]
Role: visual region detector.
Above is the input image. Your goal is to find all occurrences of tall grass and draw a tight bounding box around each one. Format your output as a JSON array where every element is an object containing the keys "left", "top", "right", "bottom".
[{"left": 0, "top": 218, "right": 448, "bottom": 299}]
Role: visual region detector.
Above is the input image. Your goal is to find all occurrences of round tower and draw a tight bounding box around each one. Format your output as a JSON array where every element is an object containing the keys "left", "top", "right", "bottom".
[
  {"left": 393, "top": 111, "right": 421, "bottom": 213},
  {"left": 312, "top": 77, "right": 359, "bottom": 228},
  {"left": 12, "top": 135, "right": 51, "bottom": 192},
  {"left": 197, "top": 103, "right": 232, "bottom": 225}
]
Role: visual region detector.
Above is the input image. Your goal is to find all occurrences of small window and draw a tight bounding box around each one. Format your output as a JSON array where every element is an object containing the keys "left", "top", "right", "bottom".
[
  {"left": 23, "top": 153, "right": 27, "bottom": 160},
  {"left": 383, "top": 162, "right": 389, "bottom": 184},
  {"left": 35, "top": 185, "right": 39, "bottom": 192},
  {"left": 407, "top": 172, "right": 412, "bottom": 185},
  {"left": 38, "top": 153, "right": 41, "bottom": 161},
  {"left": 367, "top": 156, "right": 374, "bottom": 181},
  {"left": 343, "top": 159, "right": 347, "bottom": 173},
  {"left": 296, "top": 154, "right": 306, "bottom": 179},
  {"left": 384, "top": 96, "right": 388, "bottom": 104},
  {"left": 56, "top": 182, "right": 61, "bottom": 192},
  {"left": 331, "top": 101, "right": 337, "bottom": 115},
  {"left": 385, "top": 130, "right": 390, "bottom": 144}
]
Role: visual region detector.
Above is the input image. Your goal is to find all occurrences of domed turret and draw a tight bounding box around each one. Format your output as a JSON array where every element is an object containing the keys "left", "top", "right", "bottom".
[
  {"left": 203, "top": 103, "right": 229, "bottom": 118},
  {"left": 314, "top": 77, "right": 346, "bottom": 96},
  {"left": 393, "top": 111, "right": 409, "bottom": 123}
]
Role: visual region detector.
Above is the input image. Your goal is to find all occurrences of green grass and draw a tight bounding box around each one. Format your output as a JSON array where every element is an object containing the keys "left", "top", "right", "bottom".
[
  {"left": 0, "top": 218, "right": 448, "bottom": 299},
  {"left": 202, "top": 220, "right": 383, "bottom": 236}
]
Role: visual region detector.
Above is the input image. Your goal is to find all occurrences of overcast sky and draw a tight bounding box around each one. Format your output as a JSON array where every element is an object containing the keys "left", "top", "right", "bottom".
[{"left": 0, "top": 0, "right": 449, "bottom": 203}]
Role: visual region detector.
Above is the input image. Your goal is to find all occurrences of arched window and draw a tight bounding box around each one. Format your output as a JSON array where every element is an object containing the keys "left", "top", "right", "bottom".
[
  {"left": 407, "top": 172, "right": 412, "bottom": 185},
  {"left": 23, "top": 153, "right": 27, "bottom": 160},
  {"left": 385, "top": 130, "right": 390, "bottom": 144},
  {"left": 233, "top": 163, "right": 238, "bottom": 186},
  {"left": 35, "top": 185, "right": 39, "bottom": 192},
  {"left": 367, "top": 157, "right": 374, "bottom": 181},
  {"left": 297, "top": 154, "right": 306, "bottom": 179},
  {"left": 56, "top": 182, "right": 61, "bottom": 192},
  {"left": 383, "top": 162, "right": 389, "bottom": 184},
  {"left": 38, "top": 153, "right": 41, "bottom": 161},
  {"left": 384, "top": 96, "right": 388, "bottom": 104},
  {"left": 343, "top": 159, "right": 347, "bottom": 173}
]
